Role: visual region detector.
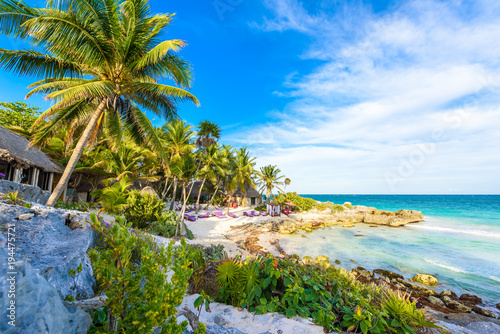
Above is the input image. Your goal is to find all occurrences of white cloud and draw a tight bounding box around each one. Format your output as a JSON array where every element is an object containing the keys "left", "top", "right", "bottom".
[{"left": 232, "top": 0, "right": 500, "bottom": 194}]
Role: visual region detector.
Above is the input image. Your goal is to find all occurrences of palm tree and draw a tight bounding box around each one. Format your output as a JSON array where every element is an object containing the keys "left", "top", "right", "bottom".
[
  {"left": 170, "top": 155, "right": 196, "bottom": 236},
  {"left": 196, "top": 120, "right": 221, "bottom": 153},
  {"left": 77, "top": 142, "right": 158, "bottom": 185},
  {"left": 204, "top": 144, "right": 233, "bottom": 209},
  {"left": 225, "top": 147, "right": 257, "bottom": 214},
  {"left": 0, "top": 0, "right": 199, "bottom": 206},
  {"left": 160, "top": 119, "right": 196, "bottom": 210},
  {"left": 257, "top": 165, "right": 286, "bottom": 200},
  {"left": 194, "top": 145, "right": 227, "bottom": 213},
  {"left": 284, "top": 177, "right": 291, "bottom": 191}
]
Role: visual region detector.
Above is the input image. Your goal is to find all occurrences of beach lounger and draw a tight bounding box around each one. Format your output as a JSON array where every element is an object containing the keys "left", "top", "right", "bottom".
[
  {"left": 184, "top": 214, "right": 196, "bottom": 222},
  {"left": 214, "top": 211, "right": 228, "bottom": 219},
  {"left": 259, "top": 211, "right": 268, "bottom": 216},
  {"left": 198, "top": 212, "right": 211, "bottom": 218},
  {"left": 251, "top": 211, "right": 259, "bottom": 216},
  {"left": 243, "top": 212, "right": 253, "bottom": 217},
  {"left": 228, "top": 212, "right": 238, "bottom": 218}
]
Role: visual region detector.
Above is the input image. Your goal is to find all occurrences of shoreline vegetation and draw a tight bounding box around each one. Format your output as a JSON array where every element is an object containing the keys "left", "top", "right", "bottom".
[{"left": 3, "top": 192, "right": 500, "bottom": 333}]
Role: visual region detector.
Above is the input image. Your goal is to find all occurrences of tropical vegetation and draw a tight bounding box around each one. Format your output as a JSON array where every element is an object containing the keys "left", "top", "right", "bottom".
[
  {"left": 205, "top": 254, "right": 439, "bottom": 334},
  {"left": 0, "top": 0, "right": 200, "bottom": 206},
  {"left": 88, "top": 213, "right": 195, "bottom": 333}
]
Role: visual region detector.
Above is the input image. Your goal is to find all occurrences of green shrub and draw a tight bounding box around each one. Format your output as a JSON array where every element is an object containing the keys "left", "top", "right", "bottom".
[
  {"left": 274, "top": 192, "right": 319, "bottom": 212},
  {"left": 254, "top": 204, "right": 266, "bottom": 211},
  {"left": 54, "top": 200, "right": 95, "bottom": 212},
  {"left": 320, "top": 201, "right": 345, "bottom": 213},
  {"left": 124, "top": 190, "right": 165, "bottom": 229},
  {"left": 147, "top": 210, "right": 194, "bottom": 240},
  {"left": 88, "top": 213, "right": 194, "bottom": 333},
  {"left": 91, "top": 176, "right": 131, "bottom": 215},
  {"left": 212, "top": 255, "right": 439, "bottom": 333},
  {"left": 274, "top": 193, "right": 346, "bottom": 213}
]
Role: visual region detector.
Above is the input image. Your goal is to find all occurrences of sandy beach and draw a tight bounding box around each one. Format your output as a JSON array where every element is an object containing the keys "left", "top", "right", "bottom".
[{"left": 182, "top": 206, "right": 282, "bottom": 257}]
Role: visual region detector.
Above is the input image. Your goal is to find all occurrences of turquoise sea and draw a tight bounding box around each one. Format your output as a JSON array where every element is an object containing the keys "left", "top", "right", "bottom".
[{"left": 279, "top": 195, "right": 500, "bottom": 311}]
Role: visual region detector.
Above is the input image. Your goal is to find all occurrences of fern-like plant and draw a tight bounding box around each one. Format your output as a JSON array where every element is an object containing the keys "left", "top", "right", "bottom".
[{"left": 91, "top": 176, "right": 131, "bottom": 215}]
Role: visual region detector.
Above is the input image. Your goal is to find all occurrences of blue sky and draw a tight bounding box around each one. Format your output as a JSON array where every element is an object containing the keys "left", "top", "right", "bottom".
[{"left": 1, "top": 0, "right": 499, "bottom": 194}]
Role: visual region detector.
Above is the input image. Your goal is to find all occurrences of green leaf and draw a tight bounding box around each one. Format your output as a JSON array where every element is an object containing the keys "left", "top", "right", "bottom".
[
  {"left": 360, "top": 321, "right": 368, "bottom": 334},
  {"left": 262, "top": 276, "right": 272, "bottom": 289},
  {"left": 286, "top": 308, "right": 296, "bottom": 318},
  {"left": 194, "top": 296, "right": 204, "bottom": 309},
  {"left": 255, "top": 285, "right": 262, "bottom": 297}
]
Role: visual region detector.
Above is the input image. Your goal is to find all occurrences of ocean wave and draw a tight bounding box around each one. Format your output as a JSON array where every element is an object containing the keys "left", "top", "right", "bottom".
[
  {"left": 490, "top": 276, "right": 500, "bottom": 283},
  {"left": 409, "top": 225, "right": 500, "bottom": 239},
  {"left": 424, "top": 259, "right": 468, "bottom": 274}
]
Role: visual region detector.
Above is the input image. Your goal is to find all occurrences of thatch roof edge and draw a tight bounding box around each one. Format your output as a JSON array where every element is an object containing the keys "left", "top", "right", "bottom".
[{"left": 0, "top": 126, "right": 60, "bottom": 173}]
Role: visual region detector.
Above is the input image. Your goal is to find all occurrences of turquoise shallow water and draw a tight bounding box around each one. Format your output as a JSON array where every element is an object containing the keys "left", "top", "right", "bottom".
[{"left": 279, "top": 195, "right": 500, "bottom": 309}]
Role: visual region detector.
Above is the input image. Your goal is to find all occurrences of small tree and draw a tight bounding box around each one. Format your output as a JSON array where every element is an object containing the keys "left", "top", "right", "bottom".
[{"left": 0, "top": 102, "right": 40, "bottom": 130}]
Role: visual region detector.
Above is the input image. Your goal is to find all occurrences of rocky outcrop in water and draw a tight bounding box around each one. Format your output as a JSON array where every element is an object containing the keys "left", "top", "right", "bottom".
[
  {"left": 0, "top": 201, "right": 96, "bottom": 299},
  {"left": 411, "top": 273, "right": 439, "bottom": 286},
  {"left": 0, "top": 234, "right": 91, "bottom": 333},
  {"left": 272, "top": 206, "right": 424, "bottom": 234}
]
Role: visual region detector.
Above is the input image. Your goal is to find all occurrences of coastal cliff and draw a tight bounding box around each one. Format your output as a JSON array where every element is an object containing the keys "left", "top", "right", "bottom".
[{"left": 277, "top": 204, "right": 424, "bottom": 234}]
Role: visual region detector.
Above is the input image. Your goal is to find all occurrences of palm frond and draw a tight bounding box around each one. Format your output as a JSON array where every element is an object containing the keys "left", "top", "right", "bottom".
[
  {"left": 0, "top": 0, "right": 40, "bottom": 37},
  {"left": 0, "top": 48, "right": 82, "bottom": 78}
]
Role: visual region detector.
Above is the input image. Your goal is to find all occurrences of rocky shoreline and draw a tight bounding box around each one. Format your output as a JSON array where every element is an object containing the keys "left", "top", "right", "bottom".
[
  {"left": 2, "top": 198, "right": 500, "bottom": 334},
  {"left": 276, "top": 204, "right": 424, "bottom": 234},
  {"left": 224, "top": 218, "right": 500, "bottom": 326}
]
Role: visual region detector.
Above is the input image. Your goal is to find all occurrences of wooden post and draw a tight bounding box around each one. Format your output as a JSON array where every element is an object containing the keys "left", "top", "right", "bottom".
[
  {"left": 13, "top": 168, "right": 22, "bottom": 183},
  {"left": 31, "top": 168, "right": 39, "bottom": 186},
  {"left": 47, "top": 173, "right": 54, "bottom": 191}
]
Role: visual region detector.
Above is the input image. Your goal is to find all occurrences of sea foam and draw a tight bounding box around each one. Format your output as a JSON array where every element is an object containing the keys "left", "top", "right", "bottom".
[
  {"left": 409, "top": 225, "right": 500, "bottom": 239},
  {"left": 424, "top": 259, "right": 468, "bottom": 274}
]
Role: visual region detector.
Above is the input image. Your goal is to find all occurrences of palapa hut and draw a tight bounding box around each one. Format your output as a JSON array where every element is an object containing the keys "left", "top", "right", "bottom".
[
  {"left": 232, "top": 185, "right": 262, "bottom": 207},
  {"left": 283, "top": 202, "right": 297, "bottom": 215},
  {"left": 0, "top": 126, "right": 60, "bottom": 191}
]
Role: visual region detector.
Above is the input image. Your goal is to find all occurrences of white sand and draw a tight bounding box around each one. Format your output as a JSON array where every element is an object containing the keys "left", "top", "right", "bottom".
[
  {"left": 180, "top": 206, "right": 277, "bottom": 256},
  {"left": 184, "top": 206, "right": 273, "bottom": 238}
]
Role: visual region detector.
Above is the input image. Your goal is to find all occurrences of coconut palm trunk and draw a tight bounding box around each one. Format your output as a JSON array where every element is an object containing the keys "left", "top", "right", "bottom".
[
  {"left": 176, "top": 184, "right": 187, "bottom": 237},
  {"left": 226, "top": 193, "right": 231, "bottom": 215},
  {"left": 195, "top": 177, "right": 206, "bottom": 213},
  {"left": 169, "top": 178, "right": 178, "bottom": 210},
  {"left": 46, "top": 101, "right": 107, "bottom": 206},
  {"left": 161, "top": 177, "right": 171, "bottom": 199},
  {"left": 204, "top": 184, "right": 219, "bottom": 210}
]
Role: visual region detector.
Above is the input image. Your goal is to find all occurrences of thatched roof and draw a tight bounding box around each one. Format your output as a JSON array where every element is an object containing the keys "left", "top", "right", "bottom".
[
  {"left": 233, "top": 185, "right": 260, "bottom": 198},
  {"left": 0, "top": 126, "right": 60, "bottom": 173},
  {"left": 189, "top": 180, "right": 211, "bottom": 196}
]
